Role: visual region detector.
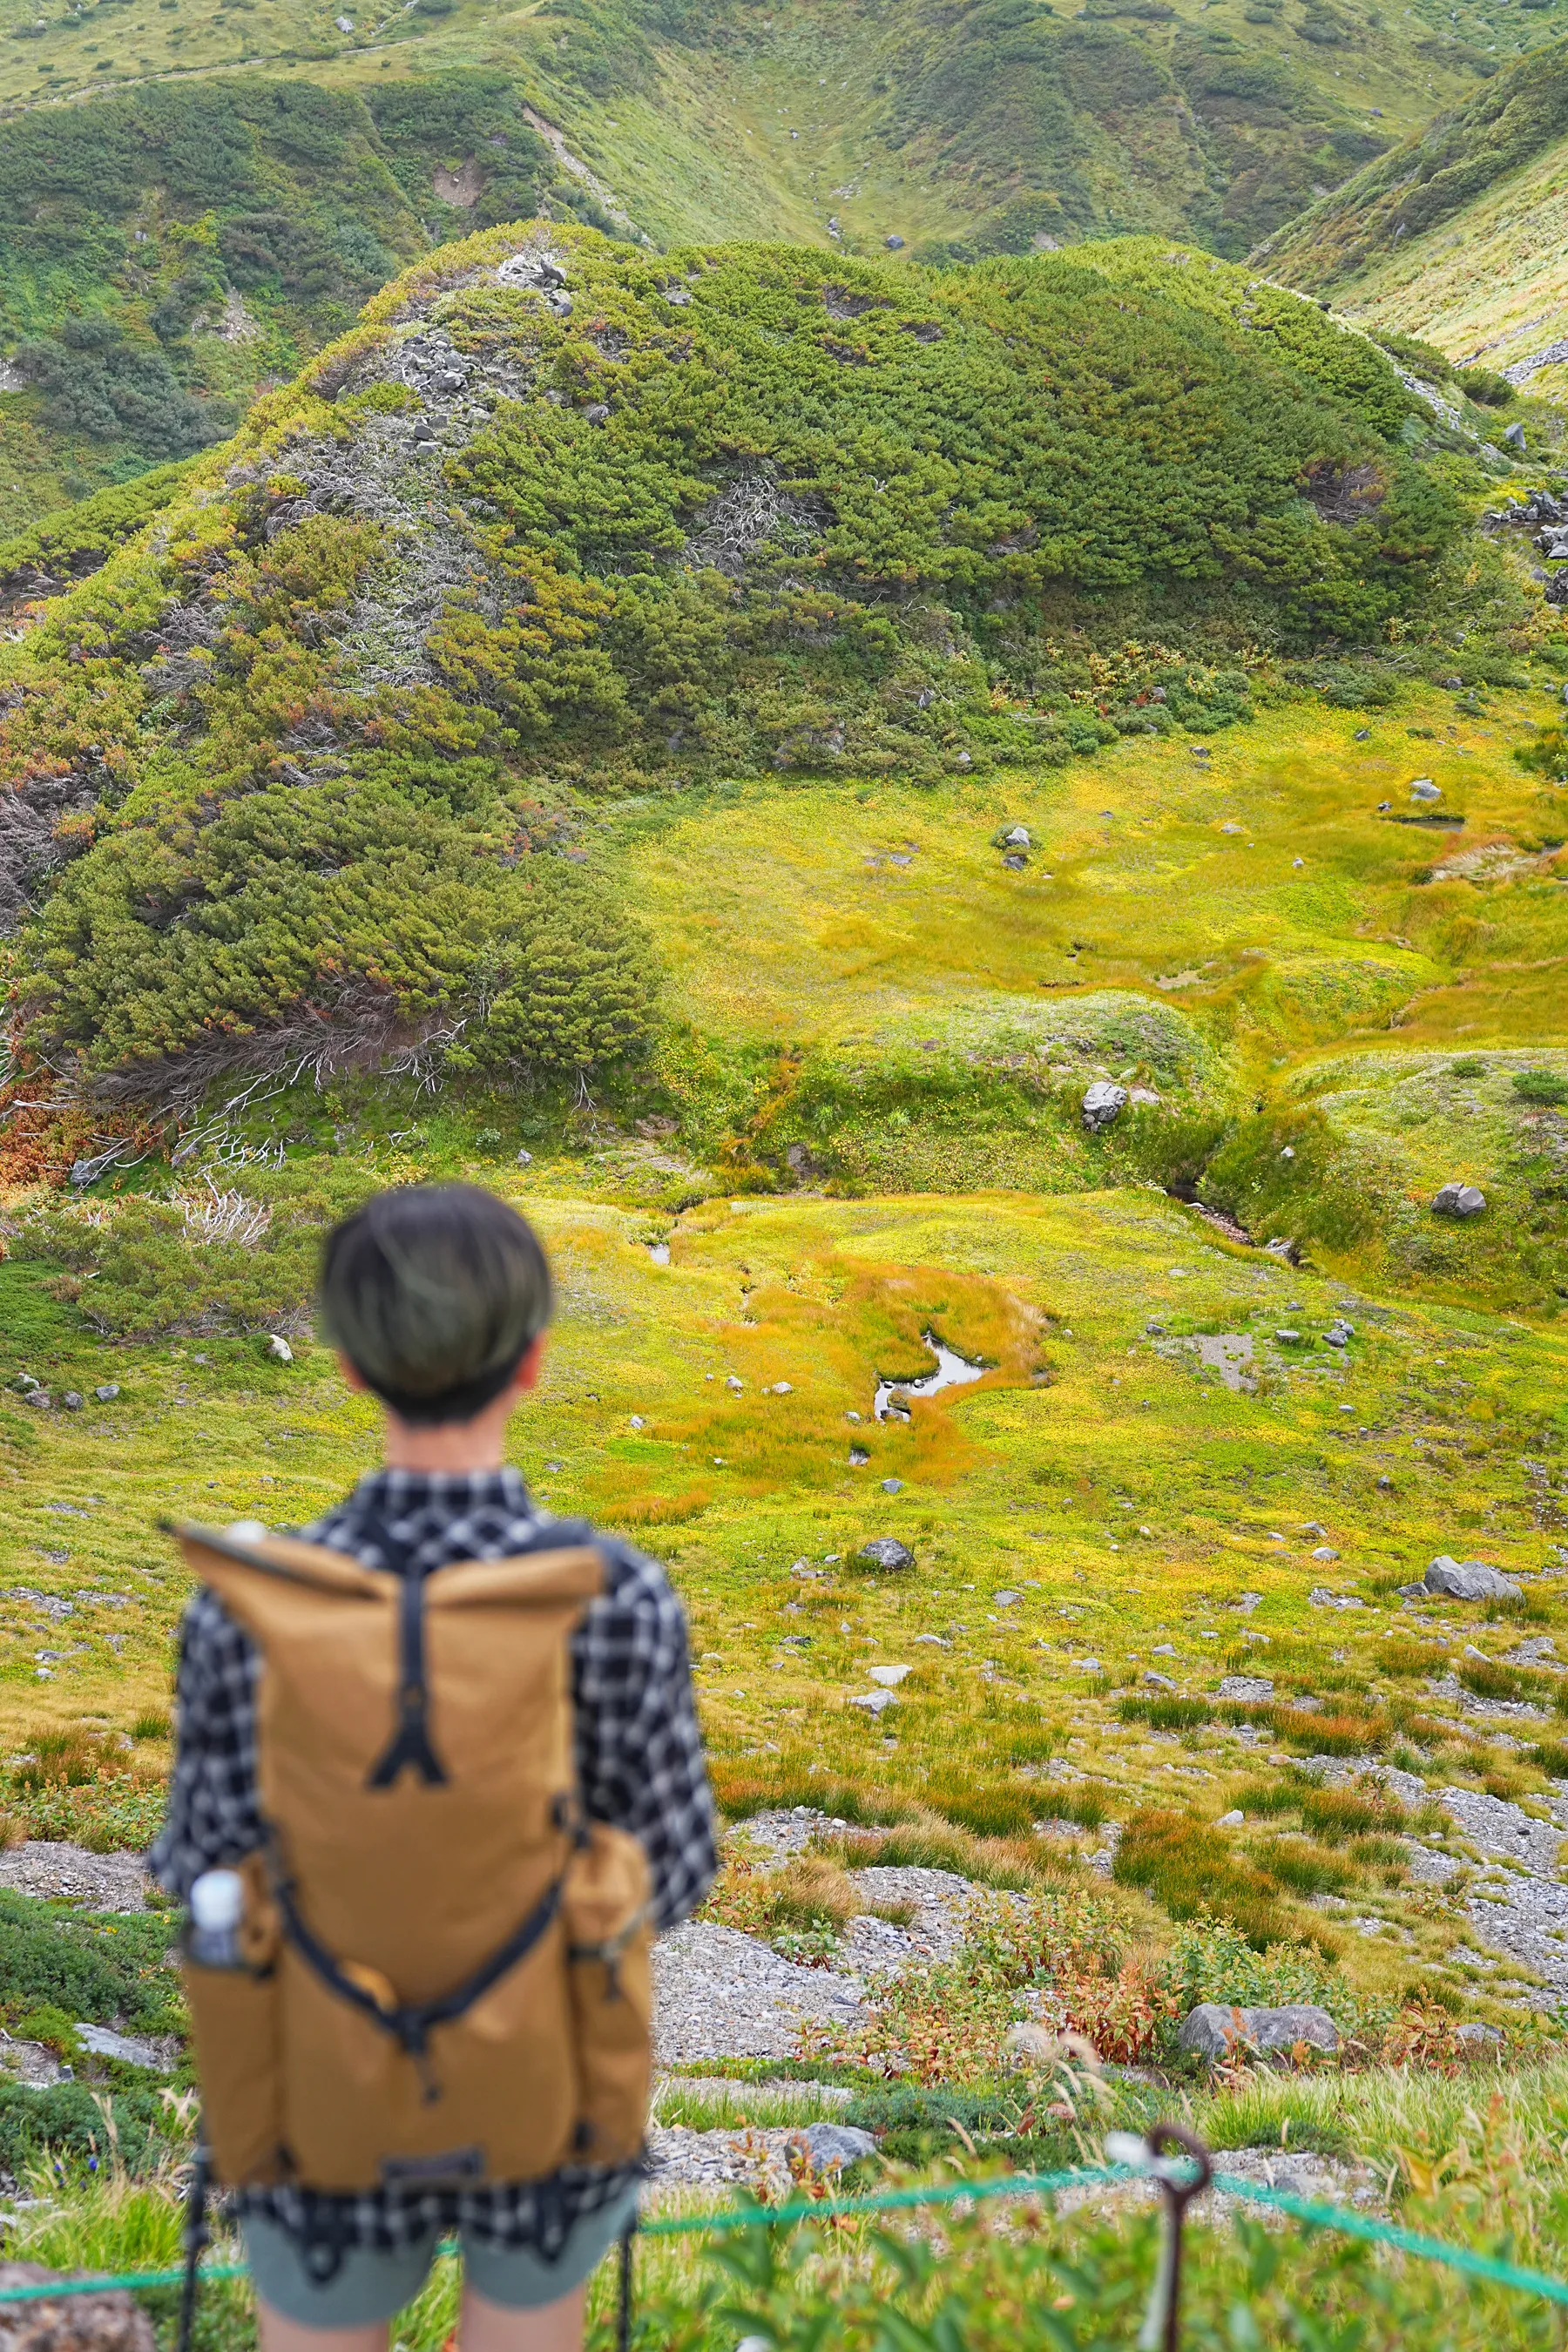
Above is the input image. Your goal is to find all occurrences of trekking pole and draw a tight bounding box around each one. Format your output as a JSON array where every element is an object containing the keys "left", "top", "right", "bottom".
[
  {"left": 615, "top": 2214, "right": 637, "bottom": 2352},
  {"left": 176, "top": 2135, "right": 213, "bottom": 2352},
  {"left": 1105, "top": 2124, "right": 1213, "bottom": 2352}
]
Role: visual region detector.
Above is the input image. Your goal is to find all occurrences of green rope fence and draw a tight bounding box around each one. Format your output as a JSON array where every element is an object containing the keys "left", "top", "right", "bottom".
[{"left": 2, "top": 2161, "right": 1565, "bottom": 2311}]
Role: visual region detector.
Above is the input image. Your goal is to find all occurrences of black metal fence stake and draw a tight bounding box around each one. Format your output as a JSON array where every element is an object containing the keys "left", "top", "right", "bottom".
[
  {"left": 177, "top": 2139, "right": 213, "bottom": 2352},
  {"left": 1139, "top": 2124, "right": 1213, "bottom": 2352}
]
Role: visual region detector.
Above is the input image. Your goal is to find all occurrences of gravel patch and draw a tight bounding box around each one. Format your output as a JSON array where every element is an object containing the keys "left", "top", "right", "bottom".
[
  {"left": 652, "top": 1921, "right": 866, "bottom": 2063},
  {"left": 1438, "top": 1788, "right": 1568, "bottom": 2000},
  {"left": 733, "top": 1807, "right": 857, "bottom": 1859},
  {"left": 1055, "top": 2146, "right": 1385, "bottom": 2224},
  {"left": 646, "top": 2119, "right": 875, "bottom": 2193},
  {"left": 0, "top": 1843, "right": 152, "bottom": 1911}
]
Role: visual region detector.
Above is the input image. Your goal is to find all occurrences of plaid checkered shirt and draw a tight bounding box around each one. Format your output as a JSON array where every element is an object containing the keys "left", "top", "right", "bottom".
[{"left": 149, "top": 1466, "right": 717, "bottom": 2268}]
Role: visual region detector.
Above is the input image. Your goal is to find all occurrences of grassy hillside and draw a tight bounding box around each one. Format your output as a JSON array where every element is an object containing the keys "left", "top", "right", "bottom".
[
  {"left": 0, "top": 225, "right": 1489, "bottom": 1104},
  {"left": 1259, "top": 38, "right": 1568, "bottom": 389},
  {"left": 1, "top": 0, "right": 1567, "bottom": 509}
]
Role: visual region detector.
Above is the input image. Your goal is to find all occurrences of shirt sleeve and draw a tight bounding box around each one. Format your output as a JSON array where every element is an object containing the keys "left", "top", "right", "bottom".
[
  {"left": 571, "top": 1544, "right": 718, "bottom": 1933},
  {"left": 146, "top": 1589, "right": 266, "bottom": 1898}
]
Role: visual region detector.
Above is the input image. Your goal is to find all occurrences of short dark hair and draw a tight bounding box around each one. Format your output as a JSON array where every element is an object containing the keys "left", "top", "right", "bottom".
[{"left": 318, "top": 1185, "right": 553, "bottom": 1425}]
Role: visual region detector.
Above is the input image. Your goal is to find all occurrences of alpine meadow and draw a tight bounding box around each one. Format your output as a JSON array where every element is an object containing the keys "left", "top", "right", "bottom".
[{"left": 2, "top": 0, "right": 1568, "bottom": 2343}]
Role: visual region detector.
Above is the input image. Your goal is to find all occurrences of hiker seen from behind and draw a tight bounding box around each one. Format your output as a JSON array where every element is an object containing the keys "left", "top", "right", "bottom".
[{"left": 152, "top": 1183, "right": 717, "bottom": 2352}]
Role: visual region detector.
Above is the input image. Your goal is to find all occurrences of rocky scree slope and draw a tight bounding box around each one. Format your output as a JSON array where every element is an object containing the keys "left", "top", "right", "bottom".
[{"left": 0, "top": 224, "right": 1459, "bottom": 1106}]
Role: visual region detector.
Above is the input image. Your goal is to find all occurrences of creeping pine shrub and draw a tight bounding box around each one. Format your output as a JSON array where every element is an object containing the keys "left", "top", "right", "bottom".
[
  {"left": 1514, "top": 1070, "right": 1568, "bottom": 1107},
  {"left": 0, "top": 1888, "right": 180, "bottom": 2035}
]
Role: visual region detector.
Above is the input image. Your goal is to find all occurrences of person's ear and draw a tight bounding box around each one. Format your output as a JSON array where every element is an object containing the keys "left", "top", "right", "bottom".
[{"left": 513, "top": 1335, "right": 547, "bottom": 1396}]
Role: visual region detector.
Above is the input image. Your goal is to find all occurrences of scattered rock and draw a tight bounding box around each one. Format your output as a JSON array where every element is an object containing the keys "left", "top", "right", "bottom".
[
  {"left": 1425, "top": 1556, "right": 1521, "bottom": 1601},
  {"left": 517, "top": 1148, "right": 533, "bottom": 1166},
  {"left": 74, "top": 2024, "right": 171, "bottom": 2072},
  {"left": 884, "top": 234, "right": 905, "bottom": 250},
  {"left": 880, "top": 1477, "right": 904, "bottom": 1495},
  {"left": 1432, "top": 1182, "right": 1486, "bottom": 1219},
  {"left": 1409, "top": 779, "right": 1441, "bottom": 802},
  {"left": 93, "top": 1385, "right": 120, "bottom": 1403},
  {"left": 265, "top": 1335, "right": 293, "bottom": 1362},
  {"left": 1456, "top": 2020, "right": 1503, "bottom": 2045},
  {"left": 859, "top": 1538, "right": 914, "bottom": 1571},
  {"left": 1309, "top": 1588, "right": 1363, "bottom": 1611},
  {"left": 1001, "top": 825, "right": 1031, "bottom": 848},
  {"left": 1311, "top": 1545, "right": 1340, "bottom": 1562},
  {"left": 849, "top": 1689, "right": 897, "bottom": 1715},
  {"left": 62, "top": 1393, "right": 83, "bottom": 1411},
  {"left": 0, "top": 2265, "right": 157, "bottom": 2352},
  {"left": 1178, "top": 2003, "right": 1339, "bottom": 2063},
  {"left": 1082, "top": 1080, "right": 1129, "bottom": 1132},
  {"left": 1217, "top": 1676, "right": 1273, "bottom": 1702},
  {"left": 585, "top": 402, "right": 611, "bottom": 424},
  {"left": 1216, "top": 1809, "right": 1245, "bottom": 1828},
  {"left": 24, "top": 1393, "right": 50, "bottom": 1410},
  {"left": 802, "top": 2122, "right": 877, "bottom": 2166},
  {"left": 866, "top": 1664, "right": 910, "bottom": 1687},
  {"left": 1143, "top": 1671, "right": 1176, "bottom": 1690},
  {"left": 1504, "top": 421, "right": 1526, "bottom": 452}
]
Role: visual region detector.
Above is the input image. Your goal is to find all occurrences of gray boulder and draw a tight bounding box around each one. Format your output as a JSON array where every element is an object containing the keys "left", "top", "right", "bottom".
[
  {"left": 1409, "top": 778, "right": 1441, "bottom": 801},
  {"left": 1082, "top": 1080, "right": 1128, "bottom": 1132},
  {"left": 858, "top": 1538, "right": 915, "bottom": 1572},
  {"left": 1425, "top": 1555, "right": 1521, "bottom": 1601},
  {"left": 1432, "top": 1182, "right": 1485, "bottom": 1218},
  {"left": 801, "top": 2121, "right": 877, "bottom": 2168},
  {"left": 1178, "top": 2003, "right": 1339, "bottom": 2063},
  {"left": 884, "top": 235, "right": 905, "bottom": 251},
  {"left": 1504, "top": 421, "right": 1526, "bottom": 452}
]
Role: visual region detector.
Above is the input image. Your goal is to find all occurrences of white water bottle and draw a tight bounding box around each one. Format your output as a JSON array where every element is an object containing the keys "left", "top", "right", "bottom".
[{"left": 188, "top": 1869, "right": 246, "bottom": 1968}]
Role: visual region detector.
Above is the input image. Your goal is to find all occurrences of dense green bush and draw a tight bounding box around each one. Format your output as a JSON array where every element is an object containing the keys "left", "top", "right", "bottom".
[
  {"left": 13, "top": 320, "right": 220, "bottom": 461},
  {"left": 0, "top": 463, "right": 196, "bottom": 598},
  {"left": 0, "top": 1889, "right": 180, "bottom": 2035}
]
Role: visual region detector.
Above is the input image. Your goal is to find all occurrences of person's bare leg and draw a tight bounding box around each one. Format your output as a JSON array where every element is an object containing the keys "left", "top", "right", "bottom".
[
  {"left": 255, "top": 2304, "right": 389, "bottom": 2352},
  {"left": 458, "top": 2281, "right": 585, "bottom": 2352}
]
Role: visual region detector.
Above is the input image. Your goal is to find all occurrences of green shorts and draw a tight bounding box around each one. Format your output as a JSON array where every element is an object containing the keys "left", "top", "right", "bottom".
[{"left": 242, "top": 2191, "right": 639, "bottom": 2328}]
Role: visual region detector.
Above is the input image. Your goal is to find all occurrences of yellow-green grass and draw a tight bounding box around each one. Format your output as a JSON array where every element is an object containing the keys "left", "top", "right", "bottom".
[
  {"left": 4, "top": 1173, "right": 1567, "bottom": 2017},
  {"left": 614, "top": 691, "right": 1567, "bottom": 1065},
  {"left": 600, "top": 684, "right": 1568, "bottom": 1303},
  {"left": 1328, "top": 132, "right": 1568, "bottom": 375}
]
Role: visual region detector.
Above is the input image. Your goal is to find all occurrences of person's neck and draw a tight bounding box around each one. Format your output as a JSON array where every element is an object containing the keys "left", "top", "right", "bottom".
[{"left": 379, "top": 1408, "right": 513, "bottom": 1476}]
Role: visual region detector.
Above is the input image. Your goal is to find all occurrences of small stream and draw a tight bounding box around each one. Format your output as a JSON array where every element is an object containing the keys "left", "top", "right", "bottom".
[{"left": 875, "top": 1334, "right": 987, "bottom": 1422}]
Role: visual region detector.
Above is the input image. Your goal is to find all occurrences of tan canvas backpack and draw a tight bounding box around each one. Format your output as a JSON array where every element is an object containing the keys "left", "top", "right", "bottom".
[{"left": 170, "top": 1519, "right": 652, "bottom": 2194}]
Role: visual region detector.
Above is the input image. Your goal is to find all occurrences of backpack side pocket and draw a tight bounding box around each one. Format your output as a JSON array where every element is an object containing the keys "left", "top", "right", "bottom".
[
  {"left": 182, "top": 1855, "right": 286, "bottom": 2186},
  {"left": 563, "top": 1824, "right": 652, "bottom": 2165}
]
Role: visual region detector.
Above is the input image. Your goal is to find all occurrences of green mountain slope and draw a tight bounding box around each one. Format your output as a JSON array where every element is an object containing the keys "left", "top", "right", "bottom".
[
  {"left": 2, "top": 0, "right": 1567, "bottom": 513},
  {"left": 1257, "top": 40, "right": 1568, "bottom": 393},
  {"left": 0, "top": 224, "right": 1470, "bottom": 1101}
]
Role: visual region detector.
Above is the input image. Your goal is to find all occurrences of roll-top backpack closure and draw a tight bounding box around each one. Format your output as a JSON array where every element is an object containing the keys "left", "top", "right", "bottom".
[{"left": 170, "top": 1521, "right": 652, "bottom": 2192}]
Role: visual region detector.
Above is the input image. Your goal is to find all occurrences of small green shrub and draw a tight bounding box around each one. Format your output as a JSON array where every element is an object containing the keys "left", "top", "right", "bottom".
[
  {"left": 928, "top": 1781, "right": 1044, "bottom": 1839},
  {"left": 1114, "top": 1808, "right": 1299, "bottom": 1949},
  {"left": 1513, "top": 1070, "right": 1568, "bottom": 1107},
  {"left": 1117, "top": 1694, "right": 1213, "bottom": 1731},
  {"left": 0, "top": 1889, "right": 180, "bottom": 2034}
]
